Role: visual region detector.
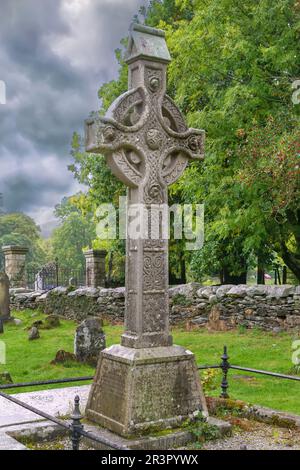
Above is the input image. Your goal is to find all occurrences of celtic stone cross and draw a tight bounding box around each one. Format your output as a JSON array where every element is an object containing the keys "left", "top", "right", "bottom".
[
  {"left": 85, "top": 23, "right": 207, "bottom": 436},
  {"left": 86, "top": 23, "right": 205, "bottom": 350}
]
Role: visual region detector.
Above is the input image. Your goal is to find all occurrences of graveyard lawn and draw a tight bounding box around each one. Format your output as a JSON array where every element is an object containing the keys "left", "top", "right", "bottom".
[{"left": 0, "top": 310, "right": 299, "bottom": 415}]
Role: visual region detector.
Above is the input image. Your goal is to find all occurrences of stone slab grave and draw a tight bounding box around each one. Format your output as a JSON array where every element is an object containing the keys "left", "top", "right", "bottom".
[{"left": 84, "top": 22, "right": 207, "bottom": 436}]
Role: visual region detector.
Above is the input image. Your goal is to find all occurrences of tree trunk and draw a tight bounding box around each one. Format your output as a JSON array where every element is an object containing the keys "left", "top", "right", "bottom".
[
  {"left": 222, "top": 266, "right": 247, "bottom": 284},
  {"left": 180, "top": 255, "right": 186, "bottom": 284},
  {"left": 107, "top": 252, "right": 113, "bottom": 286},
  {"left": 282, "top": 265, "right": 287, "bottom": 284},
  {"left": 257, "top": 255, "right": 265, "bottom": 285},
  {"left": 280, "top": 241, "right": 300, "bottom": 283}
]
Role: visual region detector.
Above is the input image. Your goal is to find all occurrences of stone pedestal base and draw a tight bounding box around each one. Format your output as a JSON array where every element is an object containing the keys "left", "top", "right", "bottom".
[{"left": 85, "top": 344, "right": 207, "bottom": 436}]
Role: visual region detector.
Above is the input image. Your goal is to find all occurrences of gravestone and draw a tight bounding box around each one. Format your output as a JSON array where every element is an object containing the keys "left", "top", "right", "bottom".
[
  {"left": 0, "top": 272, "right": 11, "bottom": 321},
  {"left": 74, "top": 317, "right": 106, "bottom": 366},
  {"left": 85, "top": 23, "right": 207, "bottom": 435}
]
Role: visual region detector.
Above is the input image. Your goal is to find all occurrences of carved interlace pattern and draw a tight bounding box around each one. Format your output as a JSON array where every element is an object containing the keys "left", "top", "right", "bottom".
[
  {"left": 143, "top": 253, "right": 165, "bottom": 291},
  {"left": 142, "top": 294, "right": 168, "bottom": 332},
  {"left": 113, "top": 89, "right": 143, "bottom": 125}
]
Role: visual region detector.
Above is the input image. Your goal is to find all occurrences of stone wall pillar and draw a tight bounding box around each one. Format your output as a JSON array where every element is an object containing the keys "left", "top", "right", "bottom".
[
  {"left": 2, "top": 246, "right": 28, "bottom": 288},
  {"left": 84, "top": 249, "right": 106, "bottom": 288}
]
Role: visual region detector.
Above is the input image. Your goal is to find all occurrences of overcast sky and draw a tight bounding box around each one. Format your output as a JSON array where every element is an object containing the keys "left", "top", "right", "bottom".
[{"left": 0, "top": 0, "right": 147, "bottom": 236}]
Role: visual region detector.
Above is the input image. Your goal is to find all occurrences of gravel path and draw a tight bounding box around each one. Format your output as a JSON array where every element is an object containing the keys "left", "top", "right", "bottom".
[
  {"left": 203, "top": 420, "right": 300, "bottom": 450},
  {"left": 23, "top": 416, "right": 300, "bottom": 451}
]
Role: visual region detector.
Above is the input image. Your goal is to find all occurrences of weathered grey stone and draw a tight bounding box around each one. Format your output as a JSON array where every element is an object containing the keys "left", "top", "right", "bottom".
[
  {"left": 68, "top": 287, "right": 99, "bottom": 298},
  {"left": 169, "top": 283, "right": 201, "bottom": 299},
  {"left": 197, "top": 286, "right": 218, "bottom": 299},
  {"left": 74, "top": 317, "right": 106, "bottom": 365},
  {"left": 51, "top": 286, "right": 68, "bottom": 295},
  {"left": 98, "top": 287, "right": 125, "bottom": 299},
  {"left": 208, "top": 294, "right": 217, "bottom": 304},
  {"left": 84, "top": 250, "right": 106, "bottom": 288},
  {"left": 86, "top": 344, "right": 207, "bottom": 436},
  {"left": 2, "top": 246, "right": 28, "bottom": 288},
  {"left": 247, "top": 285, "right": 269, "bottom": 297},
  {"left": 0, "top": 272, "right": 10, "bottom": 321},
  {"left": 227, "top": 285, "right": 248, "bottom": 297},
  {"left": 266, "top": 285, "right": 295, "bottom": 298},
  {"left": 215, "top": 285, "right": 232, "bottom": 299},
  {"left": 28, "top": 327, "right": 40, "bottom": 340},
  {"left": 85, "top": 23, "right": 206, "bottom": 434},
  {"left": 13, "top": 318, "right": 22, "bottom": 326}
]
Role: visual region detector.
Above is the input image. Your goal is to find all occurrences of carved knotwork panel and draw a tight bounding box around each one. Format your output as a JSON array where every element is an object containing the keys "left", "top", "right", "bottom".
[
  {"left": 143, "top": 252, "right": 166, "bottom": 291},
  {"left": 145, "top": 66, "right": 164, "bottom": 95},
  {"left": 162, "top": 151, "right": 188, "bottom": 186},
  {"left": 111, "top": 88, "right": 145, "bottom": 126},
  {"left": 162, "top": 95, "right": 187, "bottom": 133},
  {"left": 142, "top": 293, "right": 168, "bottom": 333}
]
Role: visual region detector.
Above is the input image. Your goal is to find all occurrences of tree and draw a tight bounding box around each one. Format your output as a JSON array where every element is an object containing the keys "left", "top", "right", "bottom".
[
  {"left": 68, "top": 0, "right": 300, "bottom": 283},
  {"left": 51, "top": 196, "right": 96, "bottom": 271},
  {"left": 0, "top": 212, "right": 46, "bottom": 270},
  {"left": 156, "top": 0, "right": 300, "bottom": 282}
]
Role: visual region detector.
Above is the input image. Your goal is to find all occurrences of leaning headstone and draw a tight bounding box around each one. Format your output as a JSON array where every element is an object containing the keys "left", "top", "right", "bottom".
[
  {"left": 0, "top": 272, "right": 11, "bottom": 321},
  {"left": 28, "top": 326, "right": 40, "bottom": 340},
  {"left": 74, "top": 317, "right": 106, "bottom": 366},
  {"left": 84, "top": 23, "right": 207, "bottom": 435}
]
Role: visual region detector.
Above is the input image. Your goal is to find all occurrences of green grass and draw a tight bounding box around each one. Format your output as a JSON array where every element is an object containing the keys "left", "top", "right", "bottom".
[{"left": 0, "top": 310, "right": 299, "bottom": 415}]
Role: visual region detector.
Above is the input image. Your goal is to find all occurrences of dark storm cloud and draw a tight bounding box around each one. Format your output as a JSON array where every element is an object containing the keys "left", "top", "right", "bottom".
[{"left": 0, "top": 0, "right": 147, "bottom": 234}]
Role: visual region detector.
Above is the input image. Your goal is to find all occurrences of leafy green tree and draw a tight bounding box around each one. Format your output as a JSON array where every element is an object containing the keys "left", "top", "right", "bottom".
[
  {"left": 51, "top": 196, "right": 96, "bottom": 271},
  {"left": 158, "top": 0, "right": 300, "bottom": 282},
  {"left": 69, "top": 0, "right": 300, "bottom": 283},
  {"left": 0, "top": 213, "right": 46, "bottom": 270}
]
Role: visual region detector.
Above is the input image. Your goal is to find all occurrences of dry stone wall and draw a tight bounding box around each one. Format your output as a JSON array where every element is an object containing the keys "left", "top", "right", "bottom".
[{"left": 10, "top": 283, "right": 300, "bottom": 331}]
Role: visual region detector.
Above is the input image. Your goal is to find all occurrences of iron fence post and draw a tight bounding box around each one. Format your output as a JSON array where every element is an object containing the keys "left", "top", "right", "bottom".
[
  {"left": 220, "top": 345, "right": 230, "bottom": 398},
  {"left": 0, "top": 319, "right": 3, "bottom": 334},
  {"left": 70, "top": 395, "right": 84, "bottom": 451}
]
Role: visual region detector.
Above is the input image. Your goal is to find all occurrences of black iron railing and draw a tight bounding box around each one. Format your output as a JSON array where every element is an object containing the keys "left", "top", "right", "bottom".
[
  {"left": 197, "top": 345, "right": 300, "bottom": 399},
  {"left": 26, "top": 262, "right": 87, "bottom": 291},
  {"left": 0, "top": 390, "right": 129, "bottom": 450}
]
